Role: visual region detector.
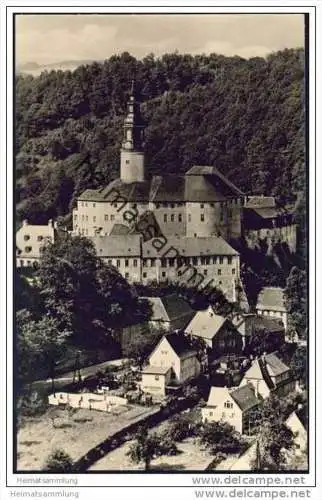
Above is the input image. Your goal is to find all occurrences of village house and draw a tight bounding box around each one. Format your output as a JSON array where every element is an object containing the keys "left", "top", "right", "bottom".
[
  {"left": 232, "top": 313, "right": 285, "bottom": 352},
  {"left": 140, "top": 333, "right": 200, "bottom": 397},
  {"left": 144, "top": 294, "right": 194, "bottom": 332},
  {"left": 185, "top": 306, "right": 243, "bottom": 358},
  {"left": 256, "top": 287, "right": 288, "bottom": 330},
  {"left": 239, "top": 352, "right": 295, "bottom": 399},
  {"left": 201, "top": 385, "right": 261, "bottom": 435},
  {"left": 16, "top": 219, "right": 56, "bottom": 268}
]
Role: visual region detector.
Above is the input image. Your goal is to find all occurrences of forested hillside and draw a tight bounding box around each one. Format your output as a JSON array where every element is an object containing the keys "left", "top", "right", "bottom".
[{"left": 15, "top": 49, "right": 305, "bottom": 228}]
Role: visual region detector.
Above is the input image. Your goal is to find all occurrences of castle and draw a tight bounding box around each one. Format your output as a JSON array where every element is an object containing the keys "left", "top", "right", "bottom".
[{"left": 72, "top": 83, "right": 244, "bottom": 301}]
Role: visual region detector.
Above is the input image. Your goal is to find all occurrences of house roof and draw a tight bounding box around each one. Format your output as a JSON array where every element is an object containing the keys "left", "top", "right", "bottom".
[
  {"left": 164, "top": 333, "right": 197, "bottom": 359},
  {"left": 264, "top": 352, "right": 290, "bottom": 377},
  {"left": 185, "top": 165, "right": 244, "bottom": 197},
  {"left": 256, "top": 287, "right": 286, "bottom": 313},
  {"left": 185, "top": 306, "right": 227, "bottom": 340},
  {"left": 142, "top": 365, "right": 171, "bottom": 375},
  {"left": 243, "top": 353, "right": 290, "bottom": 390},
  {"left": 142, "top": 236, "right": 238, "bottom": 258},
  {"left": 109, "top": 223, "right": 131, "bottom": 235},
  {"left": 90, "top": 234, "right": 141, "bottom": 257},
  {"left": 229, "top": 385, "right": 261, "bottom": 412},
  {"left": 234, "top": 314, "right": 285, "bottom": 335},
  {"left": 244, "top": 196, "right": 276, "bottom": 209},
  {"left": 145, "top": 295, "right": 193, "bottom": 325}
]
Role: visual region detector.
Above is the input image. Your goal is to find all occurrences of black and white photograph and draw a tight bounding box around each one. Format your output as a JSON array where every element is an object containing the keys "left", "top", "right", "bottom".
[{"left": 2, "top": 5, "right": 320, "bottom": 494}]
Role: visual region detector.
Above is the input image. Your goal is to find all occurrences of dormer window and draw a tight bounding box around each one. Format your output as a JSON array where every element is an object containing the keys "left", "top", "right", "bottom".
[
  {"left": 25, "top": 246, "right": 32, "bottom": 253},
  {"left": 24, "top": 235, "right": 30, "bottom": 241}
]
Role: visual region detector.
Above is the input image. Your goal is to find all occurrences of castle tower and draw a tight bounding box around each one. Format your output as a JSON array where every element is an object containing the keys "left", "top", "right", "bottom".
[{"left": 120, "top": 80, "right": 145, "bottom": 183}]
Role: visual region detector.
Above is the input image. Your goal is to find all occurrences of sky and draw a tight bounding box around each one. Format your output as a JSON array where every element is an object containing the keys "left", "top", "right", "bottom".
[{"left": 15, "top": 13, "right": 305, "bottom": 66}]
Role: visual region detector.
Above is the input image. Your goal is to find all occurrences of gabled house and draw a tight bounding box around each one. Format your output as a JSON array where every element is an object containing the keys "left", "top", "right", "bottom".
[
  {"left": 232, "top": 313, "right": 285, "bottom": 352},
  {"left": 239, "top": 353, "right": 295, "bottom": 399},
  {"left": 141, "top": 333, "right": 200, "bottom": 397},
  {"left": 285, "top": 405, "right": 308, "bottom": 453},
  {"left": 145, "top": 294, "right": 195, "bottom": 332},
  {"left": 256, "top": 287, "right": 288, "bottom": 330},
  {"left": 202, "top": 385, "right": 261, "bottom": 435},
  {"left": 185, "top": 306, "right": 243, "bottom": 359}
]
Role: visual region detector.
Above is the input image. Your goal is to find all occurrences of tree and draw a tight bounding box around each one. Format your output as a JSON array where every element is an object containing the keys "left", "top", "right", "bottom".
[
  {"left": 44, "top": 449, "right": 75, "bottom": 472},
  {"left": 126, "top": 425, "right": 161, "bottom": 470},
  {"left": 16, "top": 309, "right": 70, "bottom": 392},
  {"left": 122, "top": 326, "right": 163, "bottom": 369},
  {"left": 284, "top": 266, "right": 307, "bottom": 339},
  {"left": 198, "top": 421, "right": 246, "bottom": 456}
]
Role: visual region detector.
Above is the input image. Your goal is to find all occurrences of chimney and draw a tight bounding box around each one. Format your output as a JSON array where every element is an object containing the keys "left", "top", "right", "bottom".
[{"left": 22, "top": 219, "right": 28, "bottom": 226}]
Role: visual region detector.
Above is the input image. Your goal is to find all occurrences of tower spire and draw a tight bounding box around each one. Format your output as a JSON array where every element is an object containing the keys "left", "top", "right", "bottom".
[{"left": 120, "top": 81, "right": 146, "bottom": 183}]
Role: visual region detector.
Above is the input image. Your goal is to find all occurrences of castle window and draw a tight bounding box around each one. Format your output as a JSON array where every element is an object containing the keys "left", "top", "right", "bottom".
[
  {"left": 219, "top": 281, "right": 222, "bottom": 285},
  {"left": 116, "top": 260, "right": 120, "bottom": 268},
  {"left": 210, "top": 203, "right": 215, "bottom": 207},
  {"left": 192, "top": 257, "right": 198, "bottom": 266},
  {"left": 133, "top": 259, "right": 137, "bottom": 267},
  {"left": 25, "top": 246, "right": 32, "bottom": 253},
  {"left": 132, "top": 203, "right": 137, "bottom": 209},
  {"left": 162, "top": 272, "right": 166, "bottom": 278},
  {"left": 164, "top": 214, "right": 167, "bottom": 223},
  {"left": 178, "top": 214, "right": 182, "bottom": 222},
  {"left": 161, "top": 258, "right": 167, "bottom": 268},
  {"left": 155, "top": 203, "right": 160, "bottom": 209},
  {"left": 155, "top": 375, "right": 159, "bottom": 381},
  {"left": 125, "top": 160, "right": 130, "bottom": 164},
  {"left": 125, "top": 259, "right": 129, "bottom": 267},
  {"left": 171, "top": 214, "right": 175, "bottom": 222},
  {"left": 93, "top": 216, "right": 96, "bottom": 222},
  {"left": 143, "top": 272, "right": 147, "bottom": 278},
  {"left": 232, "top": 268, "right": 236, "bottom": 275},
  {"left": 204, "top": 269, "right": 208, "bottom": 276},
  {"left": 163, "top": 203, "right": 168, "bottom": 208},
  {"left": 188, "top": 214, "right": 191, "bottom": 222},
  {"left": 228, "top": 256, "right": 232, "bottom": 265},
  {"left": 85, "top": 229, "right": 88, "bottom": 235},
  {"left": 108, "top": 259, "right": 112, "bottom": 266},
  {"left": 213, "top": 256, "right": 217, "bottom": 264},
  {"left": 86, "top": 216, "right": 88, "bottom": 221},
  {"left": 81, "top": 202, "right": 84, "bottom": 207},
  {"left": 169, "top": 259, "right": 175, "bottom": 267},
  {"left": 20, "top": 260, "right": 24, "bottom": 267},
  {"left": 151, "top": 259, "right": 156, "bottom": 267},
  {"left": 170, "top": 203, "right": 175, "bottom": 208},
  {"left": 105, "top": 215, "right": 108, "bottom": 221},
  {"left": 125, "top": 272, "right": 129, "bottom": 279},
  {"left": 200, "top": 214, "right": 205, "bottom": 222},
  {"left": 74, "top": 214, "right": 77, "bottom": 221},
  {"left": 82, "top": 215, "right": 85, "bottom": 221},
  {"left": 200, "top": 257, "right": 205, "bottom": 265},
  {"left": 93, "top": 203, "right": 96, "bottom": 208},
  {"left": 111, "top": 215, "right": 115, "bottom": 221},
  {"left": 37, "top": 235, "right": 43, "bottom": 242},
  {"left": 218, "top": 269, "right": 221, "bottom": 275},
  {"left": 200, "top": 203, "right": 204, "bottom": 209},
  {"left": 143, "top": 259, "right": 147, "bottom": 267},
  {"left": 219, "top": 257, "right": 224, "bottom": 264},
  {"left": 85, "top": 202, "right": 88, "bottom": 207}
]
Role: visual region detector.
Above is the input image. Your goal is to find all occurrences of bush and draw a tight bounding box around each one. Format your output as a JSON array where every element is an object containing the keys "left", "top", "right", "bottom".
[
  {"left": 43, "top": 449, "right": 75, "bottom": 472},
  {"left": 158, "top": 434, "right": 179, "bottom": 456}
]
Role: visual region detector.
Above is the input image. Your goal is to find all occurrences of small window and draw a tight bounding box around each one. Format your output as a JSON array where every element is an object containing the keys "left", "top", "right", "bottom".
[
  {"left": 219, "top": 257, "right": 224, "bottom": 264},
  {"left": 133, "top": 259, "right": 137, "bottom": 267},
  {"left": 204, "top": 269, "right": 208, "bottom": 276},
  {"left": 170, "top": 203, "right": 175, "bottom": 209},
  {"left": 86, "top": 215, "right": 88, "bottom": 221},
  {"left": 93, "top": 203, "right": 96, "bottom": 207},
  {"left": 85, "top": 229, "right": 88, "bottom": 235},
  {"left": 232, "top": 268, "right": 236, "bottom": 275},
  {"left": 142, "top": 259, "right": 147, "bottom": 267},
  {"left": 150, "top": 259, "right": 156, "bottom": 267},
  {"left": 116, "top": 259, "right": 120, "bottom": 268},
  {"left": 188, "top": 214, "right": 191, "bottom": 222},
  {"left": 164, "top": 214, "right": 167, "bottom": 223},
  {"left": 25, "top": 246, "right": 32, "bottom": 253},
  {"left": 125, "top": 160, "right": 130, "bottom": 165},
  {"left": 209, "top": 411, "right": 213, "bottom": 417},
  {"left": 169, "top": 259, "right": 175, "bottom": 267},
  {"left": 132, "top": 203, "right": 137, "bottom": 209},
  {"left": 200, "top": 214, "right": 204, "bottom": 222},
  {"left": 161, "top": 258, "right": 167, "bottom": 268},
  {"left": 74, "top": 215, "right": 77, "bottom": 221},
  {"left": 200, "top": 203, "right": 204, "bottom": 209},
  {"left": 218, "top": 269, "right": 221, "bottom": 275},
  {"left": 82, "top": 215, "right": 85, "bottom": 221},
  {"left": 205, "top": 256, "right": 210, "bottom": 265},
  {"left": 125, "top": 259, "right": 129, "bottom": 267},
  {"left": 219, "top": 281, "right": 222, "bottom": 285},
  {"left": 155, "top": 203, "right": 160, "bottom": 209},
  {"left": 110, "top": 215, "right": 115, "bottom": 221},
  {"left": 105, "top": 215, "right": 108, "bottom": 221},
  {"left": 81, "top": 202, "right": 84, "bottom": 207},
  {"left": 227, "top": 256, "right": 232, "bottom": 265},
  {"left": 192, "top": 257, "right": 198, "bottom": 266},
  {"left": 155, "top": 375, "right": 159, "bottom": 381},
  {"left": 171, "top": 214, "right": 175, "bottom": 222},
  {"left": 93, "top": 216, "right": 96, "bottom": 222},
  {"left": 178, "top": 214, "right": 182, "bottom": 222},
  {"left": 37, "top": 235, "right": 43, "bottom": 242},
  {"left": 143, "top": 272, "right": 147, "bottom": 278},
  {"left": 125, "top": 272, "right": 129, "bottom": 279},
  {"left": 213, "top": 256, "right": 217, "bottom": 264},
  {"left": 108, "top": 259, "right": 113, "bottom": 266}
]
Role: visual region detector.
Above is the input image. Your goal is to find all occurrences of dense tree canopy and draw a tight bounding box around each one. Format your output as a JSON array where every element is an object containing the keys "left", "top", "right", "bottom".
[
  {"left": 16, "top": 49, "right": 305, "bottom": 230},
  {"left": 284, "top": 266, "right": 307, "bottom": 338}
]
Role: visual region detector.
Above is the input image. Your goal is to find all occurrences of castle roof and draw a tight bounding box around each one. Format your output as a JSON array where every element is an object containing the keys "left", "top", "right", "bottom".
[
  {"left": 78, "top": 165, "right": 244, "bottom": 203},
  {"left": 142, "top": 236, "right": 238, "bottom": 258},
  {"left": 91, "top": 234, "right": 141, "bottom": 257}
]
